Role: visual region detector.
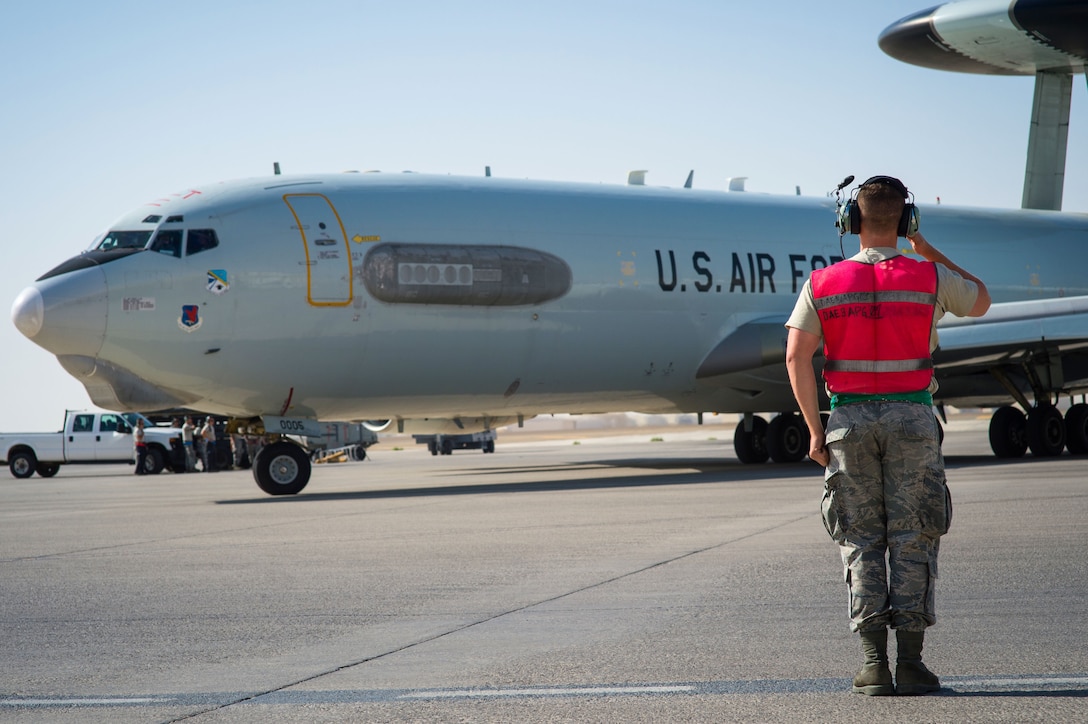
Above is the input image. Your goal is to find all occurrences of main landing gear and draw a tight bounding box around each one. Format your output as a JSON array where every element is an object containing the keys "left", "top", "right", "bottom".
[
  {"left": 734, "top": 412, "right": 810, "bottom": 464},
  {"left": 983, "top": 348, "right": 1088, "bottom": 458},
  {"left": 987, "top": 402, "right": 1088, "bottom": 458}
]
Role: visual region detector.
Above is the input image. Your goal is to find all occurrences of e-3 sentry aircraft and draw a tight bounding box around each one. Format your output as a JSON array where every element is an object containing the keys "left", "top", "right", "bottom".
[
  {"left": 10, "top": 0, "right": 1088, "bottom": 496},
  {"left": 10, "top": 169, "right": 1088, "bottom": 494}
]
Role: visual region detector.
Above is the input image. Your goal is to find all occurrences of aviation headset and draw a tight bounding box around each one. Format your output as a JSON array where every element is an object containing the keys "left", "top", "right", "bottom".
[{"left": 837, "top": 175, "right": 920, "bottom": 237}]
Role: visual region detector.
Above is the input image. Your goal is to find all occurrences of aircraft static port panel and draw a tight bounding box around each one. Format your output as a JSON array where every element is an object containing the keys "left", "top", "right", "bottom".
[{"left": 362, "top": 243, "right": 572, "bottom": 306}]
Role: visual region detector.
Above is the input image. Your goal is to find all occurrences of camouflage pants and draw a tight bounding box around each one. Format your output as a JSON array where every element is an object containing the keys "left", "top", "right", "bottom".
[{"left": 821, "top": 402, "right": 952, "bottom": 633}]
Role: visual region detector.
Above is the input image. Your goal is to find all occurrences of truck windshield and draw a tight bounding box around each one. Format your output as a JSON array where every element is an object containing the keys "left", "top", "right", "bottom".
[{"left": 95, "top": 231, "right": 153, "bottom": 251}]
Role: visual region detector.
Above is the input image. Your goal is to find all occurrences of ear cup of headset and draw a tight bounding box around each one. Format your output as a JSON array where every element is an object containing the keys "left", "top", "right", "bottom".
[
  {"left": 901, "top": 204, "right": 920, "bottom": 237},
  {"left": 837, "top": 198, "right": 862, "bottom": 235},
  {"left": 848, "top": 200, "right": 862, "bottom": 235}
]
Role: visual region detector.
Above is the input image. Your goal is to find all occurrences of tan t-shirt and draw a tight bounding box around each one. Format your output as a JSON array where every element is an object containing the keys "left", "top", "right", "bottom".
[{"left": 785, "top": 247, "right": 980, "bottom": 393}]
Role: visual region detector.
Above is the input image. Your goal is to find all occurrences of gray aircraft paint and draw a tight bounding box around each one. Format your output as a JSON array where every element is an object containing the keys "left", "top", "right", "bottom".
[{"left": 14, "top": 173, "right": 1088, "bottom": 425}]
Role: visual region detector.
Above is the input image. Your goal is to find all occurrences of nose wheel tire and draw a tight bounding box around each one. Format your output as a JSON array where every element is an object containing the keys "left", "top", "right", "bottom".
[{"left": 253, "top": 442, "right": 312, "bottom": 495}]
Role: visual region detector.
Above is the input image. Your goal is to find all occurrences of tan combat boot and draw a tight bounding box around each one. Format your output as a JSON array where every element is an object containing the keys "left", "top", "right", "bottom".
[
  {"left": 895, "top": 629, "right": 941, "bottom": 695},
  {"left": 853, "top": 629, "right": 894, "bottom": 696}
]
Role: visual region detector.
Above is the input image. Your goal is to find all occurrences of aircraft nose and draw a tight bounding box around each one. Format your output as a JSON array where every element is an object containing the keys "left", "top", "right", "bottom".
[
  {"left": 11, "top": 286, "right": 44, "bottom": 338},
  {"left": 11, "top": 265, "right": 108, "bottom": 358}
]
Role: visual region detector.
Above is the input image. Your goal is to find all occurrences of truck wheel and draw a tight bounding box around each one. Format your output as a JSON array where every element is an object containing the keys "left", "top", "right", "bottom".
[
  {"left": 9, "top": 451, "right": 37, "bottom": 479},
  {"left": 143, "top": 446, "right": 166, "bottom": 475},
  {"left": 253, "top": 442, "right": 311, "bottom": 495},
  {"left": 35, "top": 463, "right": 60, "bottom": 478}
]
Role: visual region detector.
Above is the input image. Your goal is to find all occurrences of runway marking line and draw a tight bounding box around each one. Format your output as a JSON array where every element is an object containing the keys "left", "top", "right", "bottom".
[
  {"left": 4, "top": 675, "right": 1088, "bottom": 709},
  {"left": 0, "top": 697, "right": 164, "bottom": 706},
  {"left": 399, "top": 685, "right": 696, "bottom": 699}
]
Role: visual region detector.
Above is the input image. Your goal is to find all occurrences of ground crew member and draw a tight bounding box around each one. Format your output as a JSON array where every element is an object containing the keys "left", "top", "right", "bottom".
[
  {"left": 134, "top": 418, "right": 147, "bottom": 475},
  {"left": 200, "top": 416, "right": 218, "bottom": 473},
  {"left": 182, "top": 416, "right": 197, "bottom": 472},
  {"left": 785, "top": 175, "right": 990, "bottom": 695}
]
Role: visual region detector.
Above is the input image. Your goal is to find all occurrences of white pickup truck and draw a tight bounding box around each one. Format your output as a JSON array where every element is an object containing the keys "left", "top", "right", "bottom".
[{"left": 1, "top": 411, "right": 182, "bottom": 478}]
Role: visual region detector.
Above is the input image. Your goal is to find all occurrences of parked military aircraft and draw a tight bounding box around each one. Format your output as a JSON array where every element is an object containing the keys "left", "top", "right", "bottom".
[
  {"left": 10, "top": 169, "right": 1088, "bottom": 494},
  {"left": 9, "top": 0, "right": 1088, "bottom": 495}
]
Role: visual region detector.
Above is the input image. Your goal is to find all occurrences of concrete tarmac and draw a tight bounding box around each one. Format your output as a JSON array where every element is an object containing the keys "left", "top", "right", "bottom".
[{"left": 2, "top": 415, "right": 1086, "bottom": 723}]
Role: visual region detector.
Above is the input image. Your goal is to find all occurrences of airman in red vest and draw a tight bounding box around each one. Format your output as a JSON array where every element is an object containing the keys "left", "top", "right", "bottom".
[{"left": 786, "top": 176, "right": 990, "bottom": 696}]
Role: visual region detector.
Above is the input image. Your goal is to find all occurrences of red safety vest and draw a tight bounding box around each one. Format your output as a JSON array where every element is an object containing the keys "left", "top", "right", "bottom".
[{"left": 810, "top": 256, "right": 937, "bottom": 394}]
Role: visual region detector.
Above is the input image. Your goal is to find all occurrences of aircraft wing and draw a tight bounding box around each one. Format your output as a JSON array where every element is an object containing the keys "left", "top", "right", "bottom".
[
  {"left": 934, "top": 295, "right": 1088, "bottom": 368},
  {"left": 696, "top": 295, "right": 1088, "bottom": 401}
]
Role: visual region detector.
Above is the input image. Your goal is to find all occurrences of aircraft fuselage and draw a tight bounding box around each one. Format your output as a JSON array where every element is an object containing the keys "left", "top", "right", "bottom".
[{"left": 13, "top": 173, "right": 1088, "bottom": 426}]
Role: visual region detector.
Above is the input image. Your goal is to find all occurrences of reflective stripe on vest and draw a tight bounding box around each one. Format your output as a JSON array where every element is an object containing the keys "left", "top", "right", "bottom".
[
  {"left": 810, "top": 257, "right": 937, "bottom": 395},
  {"left": 814, "top": 290, "right": 937, "bottom": 309},
  {"left": 824, "top": 358, "right": 933, "bottom": 373}
]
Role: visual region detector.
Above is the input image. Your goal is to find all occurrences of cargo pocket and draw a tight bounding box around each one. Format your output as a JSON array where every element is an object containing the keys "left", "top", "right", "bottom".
[
  {"left": 821, "top": 471, "right": 847, "bottom": 542},
  {"left": 897, "top": 409, "right": 950, "bottom": 536},
  {"left": 919, "top": 473, "right": 952, "bottom": 537},
  {"left": 820, "top": 423, "right": 852, "bottom": 543},
  {"left": 938, "top": 480, "right": 952, "bottom": 535}
]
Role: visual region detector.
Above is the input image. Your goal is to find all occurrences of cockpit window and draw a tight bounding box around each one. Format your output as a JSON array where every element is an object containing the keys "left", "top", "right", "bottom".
[
  {"left": 149, "top": 230, "right": 183, "bottom": 258},
  {"left": 186, "top": 229, "right": 219, "bottom": 256},
  {"left": 95, "top": 230, "right": 153, "bottom": 251}
]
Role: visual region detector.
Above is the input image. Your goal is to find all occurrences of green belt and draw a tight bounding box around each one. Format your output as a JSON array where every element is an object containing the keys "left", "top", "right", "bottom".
[{"left": 830, "top": 390, "right": 933, "bottom": 410}]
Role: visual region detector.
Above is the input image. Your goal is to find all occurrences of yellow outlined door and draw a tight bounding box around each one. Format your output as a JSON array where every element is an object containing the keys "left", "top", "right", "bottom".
[{"left": 283, "top": 194, "right": 353, "bottom": 306}]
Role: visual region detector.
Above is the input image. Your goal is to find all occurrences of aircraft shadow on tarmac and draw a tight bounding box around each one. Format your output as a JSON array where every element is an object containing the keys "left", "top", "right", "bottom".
[
  {"left": 216, "top": 452, "right": 1058, "bottom": 505},
  {"left": 218, "top": 458, "right": 817, "bottom": 504}
]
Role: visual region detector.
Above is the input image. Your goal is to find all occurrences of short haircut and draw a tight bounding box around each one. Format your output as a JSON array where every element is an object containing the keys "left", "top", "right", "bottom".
[{"left": 857, "top": 182, "right": 905, "bottom": 235}]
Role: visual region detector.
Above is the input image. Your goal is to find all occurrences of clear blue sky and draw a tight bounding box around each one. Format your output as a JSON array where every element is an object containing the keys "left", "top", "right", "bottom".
[{"left": 2, "top": 0, "right": 1085, "bottom": 433}]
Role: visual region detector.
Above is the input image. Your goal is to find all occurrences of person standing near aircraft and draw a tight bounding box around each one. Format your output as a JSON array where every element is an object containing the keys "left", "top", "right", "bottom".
[
  {"left": 181, "top": 416, "right": 197, "bottom": 472},
  {"left": 784, "top": 176, "right": 991, "bottom": 696},
  {"left": 200, "top": 416, "right": 217, "bottom": 473},
  {"left": 133, "top": 417, "right": 147, "bottom": 475}
]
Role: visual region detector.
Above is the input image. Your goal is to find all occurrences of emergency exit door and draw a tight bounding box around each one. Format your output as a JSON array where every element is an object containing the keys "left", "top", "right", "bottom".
[{"left": 283, "top": 194, "right": 353, "bottom": 306}]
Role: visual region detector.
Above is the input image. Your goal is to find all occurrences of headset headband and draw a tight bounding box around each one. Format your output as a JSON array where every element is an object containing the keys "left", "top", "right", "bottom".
[{"left": 860, "top": 175, "right": 909, "bottom": 199}]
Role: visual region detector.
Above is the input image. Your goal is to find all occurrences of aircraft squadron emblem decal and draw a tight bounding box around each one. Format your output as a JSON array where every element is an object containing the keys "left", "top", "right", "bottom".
[
  {"left": 207, "top": 270, "right": 229, "bottom": 295},
  {"left": 178, "top": 305, "right": 203, "bottom": 332}
]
